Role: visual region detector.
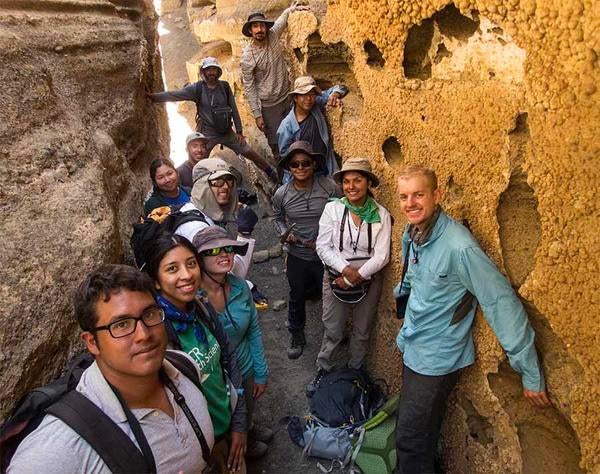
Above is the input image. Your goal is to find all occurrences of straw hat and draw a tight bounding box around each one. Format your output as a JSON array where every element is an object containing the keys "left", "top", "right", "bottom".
[{"left": 332, "top": 157, "right": 380, "bottom": 187}]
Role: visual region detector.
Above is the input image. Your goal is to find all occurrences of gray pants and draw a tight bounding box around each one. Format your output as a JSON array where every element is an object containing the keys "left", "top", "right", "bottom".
[{"left": 317, "top": 272, "right": 383, "bottom": 371}]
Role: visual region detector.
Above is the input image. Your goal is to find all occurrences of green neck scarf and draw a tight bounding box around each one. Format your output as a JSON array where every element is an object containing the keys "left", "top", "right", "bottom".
[{"left": 339, "top": 196, "right": 381, "bottom": 223}]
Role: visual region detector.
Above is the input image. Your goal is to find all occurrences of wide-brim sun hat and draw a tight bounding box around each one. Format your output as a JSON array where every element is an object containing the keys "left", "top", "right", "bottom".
[
  {"left": 278, "top": 140, "right": 326, "bottom": 172},
  {"left": 192, "top": 225, "right": 248, "bottom": 256},
  {"left": 333, "top": 157, "right": 380, "bottom": 187},
  {"left": 289, "top": 76, "right": 322, "bottom": 96},
  {"left": 242, "top": 12, "right": 275, "bottom": 37}
]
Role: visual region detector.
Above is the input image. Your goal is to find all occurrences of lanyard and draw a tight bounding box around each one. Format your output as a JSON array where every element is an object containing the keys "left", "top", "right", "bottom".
[{"left": 339, "top": 207, "right": 372, "bottom": 254}]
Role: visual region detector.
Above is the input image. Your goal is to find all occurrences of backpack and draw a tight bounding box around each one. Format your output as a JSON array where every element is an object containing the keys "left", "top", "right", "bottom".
[
  {"left": 288, "top": 368, "right": 386, "bottom": 470},
  {"left": 0, "top": 350, "right": 209, "bottom": 473},
  {"left": 349, "top": 395, "right": 399, "bottom": 474},
  {"left": 194, "top": 81, "right": 233, "bottom": 134},
  {"left": 130, "top": 207, "right": 208, "bottom": 269}
]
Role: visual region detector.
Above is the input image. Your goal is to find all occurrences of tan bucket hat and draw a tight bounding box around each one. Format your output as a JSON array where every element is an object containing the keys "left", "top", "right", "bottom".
[
  {"left": 289, "top": 76, "right": 322, "bottom": 96},
  {"left": 332, "top": 157, "right": 380, "bottom": 187}
]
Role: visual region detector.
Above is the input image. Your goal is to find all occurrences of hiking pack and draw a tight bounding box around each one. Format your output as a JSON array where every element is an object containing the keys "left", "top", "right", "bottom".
[
  {"left": 130, "top": 206, "right": 208, "bottom": 270},
  {"left": 194, "top": 80, "right": 233, "bottom": 134},
  {"left": 0, "top": 350, "right": 210, "bottom": 473},
  {"left": 287, "top": 368, "right": 396, "bottom": 473}
]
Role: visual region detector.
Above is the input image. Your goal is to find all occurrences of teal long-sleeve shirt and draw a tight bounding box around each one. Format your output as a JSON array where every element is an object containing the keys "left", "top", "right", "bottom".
[
  {"left": 394, "top": 210, "right": 545, "bottom": 392},
  {"left": 216, "top": 275, "right": 269, "bottom": 384}
]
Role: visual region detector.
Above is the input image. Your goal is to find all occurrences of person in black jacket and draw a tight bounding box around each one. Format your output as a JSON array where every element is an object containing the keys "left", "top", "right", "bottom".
[
  {"left": 141, "top": 232, "right": 248, "bottom": 473},
  {"left": 149, "top": 56, "right": 276, "bottom": 184},
  {"left": 143, "top": 158, "right": 191, "bottom": 216}
]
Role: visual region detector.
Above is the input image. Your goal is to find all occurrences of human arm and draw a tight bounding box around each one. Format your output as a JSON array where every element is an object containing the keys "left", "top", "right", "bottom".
[
  {"left": 150, "top": 82, "right": 198, "bottom": 103},
  {"left": 456, "top": 246, "right": 548, "bottom": 399},
  {"left": 277, "top": 115, "right": 298, "bottom": 159},
  {"left": 356, "top": 207, "right": 392, "bottom": 279},
  {"left": 231, "top": 235, "right": 255, "bottom": 280},
  {"left": 242, "top": 285, "right": 269, "bottom": 387},
  {"left": 240, "top": 53, "right": 262, "bottom": 119},
  {"left": 315, "top": 202, "right": 351, "bottom": 273},
  {"left": 271, "top": 187, "right": 290, "bottom": 237},
  {"left": 316, "top": 84, "right": 349, "bottom": 111}
]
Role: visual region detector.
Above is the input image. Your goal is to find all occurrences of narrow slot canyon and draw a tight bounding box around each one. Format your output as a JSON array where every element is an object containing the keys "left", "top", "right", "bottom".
[{"left": 0, "top": 0, "right": 598, "bottom": 473}]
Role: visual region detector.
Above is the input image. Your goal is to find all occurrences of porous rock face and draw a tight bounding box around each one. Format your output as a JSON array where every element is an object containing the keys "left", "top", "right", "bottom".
[
  {"left": 178, "top": 0, "right": 598, "bottom": 472},
  {"left": 0, "top": 0, "right": 167, "bottom": 418}
]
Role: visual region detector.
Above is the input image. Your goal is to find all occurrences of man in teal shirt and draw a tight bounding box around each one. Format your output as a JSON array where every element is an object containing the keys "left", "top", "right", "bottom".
[{"left": 393, "top": 165, "right": 550, "bottom": 473}]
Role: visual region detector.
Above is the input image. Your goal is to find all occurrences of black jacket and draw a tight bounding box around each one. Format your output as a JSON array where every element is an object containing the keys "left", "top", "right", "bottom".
[{"left": 143, "top": 186, "right": 192, "bottom": 216}]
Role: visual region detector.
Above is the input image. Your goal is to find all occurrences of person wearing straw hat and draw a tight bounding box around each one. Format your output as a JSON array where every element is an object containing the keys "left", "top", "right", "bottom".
[
  {"left": 240, "top": 3, "right": 310, "bottom": 166},
  {"left": 308, "top": 157, "right": 392, "bottom": 395},
  {"left": 277, "top": 76, "right": 348, "bottom": 180},
  {"left": 149, "top": 57, "right": 277, "bottom": 184},
  {"left": 272, "top": 141, "right": 341, "bottom": 359}
]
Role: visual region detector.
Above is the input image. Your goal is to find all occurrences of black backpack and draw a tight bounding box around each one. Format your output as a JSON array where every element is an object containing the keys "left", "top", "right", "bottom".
[
  {"left": 0, "top": 351, "right": 209, "bottom": 473},
  {"left": 194, "top": 80, "right": 233, "bottom": 134},
  {"left": 130, "top": 208, "right": 208, "bottom": 269},
  {"left": 309, "top": 368, "right": 386, "bottom": 427}
]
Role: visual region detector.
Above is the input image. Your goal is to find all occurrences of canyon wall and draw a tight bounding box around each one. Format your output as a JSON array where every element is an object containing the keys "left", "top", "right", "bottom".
[
  {"left": 172, "top": 0, "right": 599, "bottom": 472},
  {"left": 0, "top": 0, "right": 168, "bottom": 417}
]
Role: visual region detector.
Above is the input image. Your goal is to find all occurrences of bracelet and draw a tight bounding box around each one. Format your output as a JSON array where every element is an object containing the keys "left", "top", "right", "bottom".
[{"left": 342, "top": 276, "right": 353, "bottom": 287}]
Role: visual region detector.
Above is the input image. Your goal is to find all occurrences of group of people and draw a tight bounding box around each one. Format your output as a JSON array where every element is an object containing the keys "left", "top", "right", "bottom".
[{"left": 6, "top": 4, "right": 551, "bottom": 474}]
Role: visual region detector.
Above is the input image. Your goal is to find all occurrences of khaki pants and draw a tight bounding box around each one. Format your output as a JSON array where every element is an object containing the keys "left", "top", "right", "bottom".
[{"left": 317, "top": 272, "right": 383, "bottom": 371}]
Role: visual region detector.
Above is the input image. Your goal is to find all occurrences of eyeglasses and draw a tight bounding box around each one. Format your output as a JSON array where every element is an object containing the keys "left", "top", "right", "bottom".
[
  {"left": 289, "top": 160, "right": 313, "bottom": 169},
  {"left": 209, "top": 176, "right": 235, "bottom": 188},
  {"left": 200, "top": 245, "right": 235, "bottom": 257},
  {"left": 92, "top": 307, "right": 165, "bottom": 338}
]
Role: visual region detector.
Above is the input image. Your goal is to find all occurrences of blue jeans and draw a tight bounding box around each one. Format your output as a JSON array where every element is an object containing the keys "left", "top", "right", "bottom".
[{"left": 395, "top": 365, "right": 459, "bottom": 474}]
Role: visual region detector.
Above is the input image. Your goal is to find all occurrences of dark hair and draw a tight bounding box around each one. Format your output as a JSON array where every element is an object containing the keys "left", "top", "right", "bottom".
[
  {"left": 142, "top": 232, "right": 200, "bottom": 283},
  {"left": 149, "top": 158, "right": 176, "bottom": 185},
  {"left": 74, "top": 264, "right": 155, "bottom": 332}
]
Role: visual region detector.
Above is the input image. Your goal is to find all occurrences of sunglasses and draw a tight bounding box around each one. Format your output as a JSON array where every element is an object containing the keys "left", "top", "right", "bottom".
[
  {"left": 200, "top": 245, "right": 235, "bottom": 257},
  {"left": 289, "top": 160, "right": 313, "bottom": 169},
  {"left": 209, "top": 176, "right": 235, "bottom": 188}
]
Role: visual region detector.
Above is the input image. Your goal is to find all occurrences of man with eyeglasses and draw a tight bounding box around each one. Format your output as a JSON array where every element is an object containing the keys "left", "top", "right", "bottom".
[
  {"left": 175, "top": 158, "right": 256, "bottom": 280},
  {"left": 277, "top": 76, "right": 348, "bottom": 181},
  {"left": 8, "top": 264, "right": 214, "bottom": 473},
  {"left": 272, "top": 141, "right": 341, "bottom": 359}
]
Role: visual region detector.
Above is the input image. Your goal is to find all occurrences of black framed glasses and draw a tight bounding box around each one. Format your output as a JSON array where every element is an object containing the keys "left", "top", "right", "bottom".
[
  {"left": 200, "top": 246, "right": 235, "bottom": 257},
  {"left": 93, "top": 307, "right": 165, "bottom": 338},
  {"left": 209, "top": 176, "right": 235, "bottom": 188}
]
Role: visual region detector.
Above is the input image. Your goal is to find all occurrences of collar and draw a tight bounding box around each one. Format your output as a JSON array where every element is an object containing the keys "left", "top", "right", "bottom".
[
  {"left": 77, "top": 359, "right": 182, "bottom": 424},
  {"left": 408, "top": 207, "right": 447, "bottom": 246}
]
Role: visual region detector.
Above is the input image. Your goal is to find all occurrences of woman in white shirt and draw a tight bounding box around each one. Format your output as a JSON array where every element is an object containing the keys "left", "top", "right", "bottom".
[{"left": 310, "top": 157, "right": 392, "bottom": 391}]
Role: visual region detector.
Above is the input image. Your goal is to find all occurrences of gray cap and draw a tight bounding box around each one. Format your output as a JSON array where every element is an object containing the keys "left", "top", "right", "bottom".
[{"left": 186, "top": 132, "right": 208, "bottom": 147}]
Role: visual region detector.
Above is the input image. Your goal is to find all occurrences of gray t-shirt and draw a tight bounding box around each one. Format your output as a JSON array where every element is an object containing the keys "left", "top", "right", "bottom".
[
  {"left": 272, "top": 175, "right": 341, "bottom": 261},
  {"left": 8, "top": 358, "right": 214, "bottom": 474}
]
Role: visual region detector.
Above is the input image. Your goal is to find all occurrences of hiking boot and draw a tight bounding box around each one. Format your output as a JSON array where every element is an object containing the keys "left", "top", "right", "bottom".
[
  {"left": 287, "top": 331, "right": 305, "bottom": 359},
  {"left": 246, "top": 439, "right": 268, "bottom": 459},
  {"left": 249, "top": 425, "right": 274, "bottom": 444},
  {"left": 306, "top": 368, "right": 328, "bottom": 398}
]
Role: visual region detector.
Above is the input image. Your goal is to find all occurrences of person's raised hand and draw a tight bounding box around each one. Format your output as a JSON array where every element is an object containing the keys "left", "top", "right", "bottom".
[
  {"left": 255, "top": 116, "right": 265, "bottom": 131},
  {"left": 523, "top": 389, "right": 551, "bottom": 408},
  {"left": 327, "top": 93, "right": 343, "bottom": 108}
]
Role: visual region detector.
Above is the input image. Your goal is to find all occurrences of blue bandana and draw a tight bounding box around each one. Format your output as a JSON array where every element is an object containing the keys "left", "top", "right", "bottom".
[{"left": 156, "top": 294, "right": 207, "bottom": 346}]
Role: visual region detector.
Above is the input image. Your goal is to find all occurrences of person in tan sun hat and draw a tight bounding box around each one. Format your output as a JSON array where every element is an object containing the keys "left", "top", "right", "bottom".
[
  {"left": 240, "top": 2, "right": 310, "bottom": 168},
  {"left": 307, "top": 156, "right": 392, "bottom": 395},
  {"left": 277, "top": 75, "right": 349, "bottom": 181}
]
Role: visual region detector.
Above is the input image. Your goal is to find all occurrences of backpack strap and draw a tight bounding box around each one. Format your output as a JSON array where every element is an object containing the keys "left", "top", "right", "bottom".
[
  {"left": 46, "top": 391, "right": 153, "bottom": 474},
  {"left": 339, "top": 207, "right": 348, "bottom": 252},
  {"left": 367, "top": 222, "right": 372, "bottom": 255},
  {"left": 194, "top": 82, "right": 203, "bottom": 127}
]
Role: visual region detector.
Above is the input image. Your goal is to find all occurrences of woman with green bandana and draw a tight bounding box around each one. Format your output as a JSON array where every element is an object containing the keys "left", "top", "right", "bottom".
[{"left": 309, "top": 157, "right": 392, "bottom": 394}]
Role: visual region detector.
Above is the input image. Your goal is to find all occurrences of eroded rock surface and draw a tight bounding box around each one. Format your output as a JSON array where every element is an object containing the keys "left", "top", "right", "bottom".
[{"left": 0, "top": 0, "right": 167, "bottom": 418}]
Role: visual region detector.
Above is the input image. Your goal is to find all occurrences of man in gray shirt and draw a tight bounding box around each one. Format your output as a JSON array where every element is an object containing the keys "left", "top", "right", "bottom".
[
  {"left": 8, "top": 265, "right": 214, "bottom": 473},
  {"left": 272, "top": 141, "right": 341, "bottom": 359},
  {"left": 240, "top": 3, "right": 309, "bottom": 164},
  {"left": 150, "top": 56, "right": 277, "bottom": 184}
]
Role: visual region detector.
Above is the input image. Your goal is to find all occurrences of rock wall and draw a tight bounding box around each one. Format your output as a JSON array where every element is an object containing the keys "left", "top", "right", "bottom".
[
  {"left": 175, "top": 0, "right": 599, "bottom": 472},
  {"left": 0, "top": 0, "right": 168, "bottom": 418}
]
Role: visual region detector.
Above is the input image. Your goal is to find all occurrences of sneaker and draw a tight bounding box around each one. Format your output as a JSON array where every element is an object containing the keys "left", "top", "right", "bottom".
[
  {"left": 306, "top": 368, "right": 328, "bottom": 398},
  {"left": 249, "top": 425, "right": 274, "bottom": 444},
  {"left": 246, "top": 439, "right": 268, "bottom": 459},
  {"left": 287, "top": 331, "right": 305, "bottom": 359}
]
